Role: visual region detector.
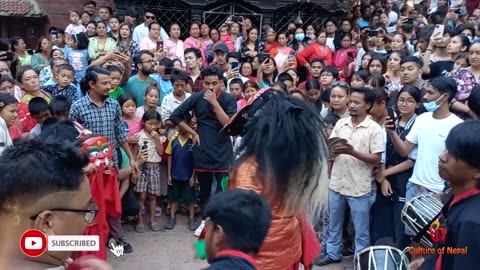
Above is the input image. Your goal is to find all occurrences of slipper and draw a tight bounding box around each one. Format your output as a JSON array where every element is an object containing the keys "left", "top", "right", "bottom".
[
  {"left": 150, "top": 221, "right": 162, "bottom": 232},
  {"left": 135, "top": 223, "right": 146, "bottom": 233}
]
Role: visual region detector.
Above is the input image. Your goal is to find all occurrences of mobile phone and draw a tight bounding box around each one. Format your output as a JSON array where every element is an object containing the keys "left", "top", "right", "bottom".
[
  {"left": 231, "top": 61, "right": 239, "bottom": 70},
  {"left": 156, "top": 40, "right": 163, "bottom": 51},
  {"left": 118, "top": 42, "right": 128, "bottom": 53},
  {"left": 353, "top": 26, "right": 361, "bottom": 34},
  {"left": 260, "top": 52, "right": 270, "bottom": 62},
  {"left": 3, "top": 51, "right": 13, "bottom": 61},
  {"left": 406, "top": 17, "right": 415, "bottom": 25},
  {"left": 347, "top": 51, "right": 354, "bottom": 58},
  {"left": 51, "top": 31, "right": 59, "bottom": 40},
  {"left": 142, "top": 141, "right": 148, "bottom": 151},
  {"left": 455, "top": 7, "right": 467, "bottom": 16},
  {"left": 388, "top": 107, "right": 396, "bottom": 122},
  {"left": 27, "top": 49, "right": 34, "bottom": 55},
  {"left": 232, "top": 15, "right": 243, "bottom": 23},
  {"left": 367, "top": 30, "right": 379, "bottom": 37},
  {"left": 432, "top": 24, "right": 444, "bottom": 39}
]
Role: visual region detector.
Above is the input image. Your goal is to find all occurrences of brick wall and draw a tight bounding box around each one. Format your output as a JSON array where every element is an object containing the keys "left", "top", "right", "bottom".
[{"left": 36, "top": 0, "right": 116, "bottom": 32}]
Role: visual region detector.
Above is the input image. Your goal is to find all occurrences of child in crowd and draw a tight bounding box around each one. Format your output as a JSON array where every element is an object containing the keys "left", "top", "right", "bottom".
[
  {"left": 350, "top": 70, "right": 369, "bottom": 89},
  {"left": 202, "top": 189, "right": 272, "bottom": 270},
  {"left": 107, "top": 65, "right": 125, "bottom": 100},
  {"left": 119, "top": 94, "right": 142, "bottom": 148},
  {"left": 42, "top": 64, "right": 81, "bottom": 102},
  {"left": 453, "top": 52, "right": 469, "bottom": 71},
  {"left": 229, "top": 78, "right": 244, "bottom": 101},
  {"left": 50, "top": 28, "right": 69, "bottom": 56},
  {"left": 136, "top": 83, "right": 161, "bottom": 118},
  {"left": 161, "top": 70, "right": 191, "bottom": 139},
  {"left": 28, "top": 97, "right": 51, "bottom": 139},
  {"left": 134, "top": 110, "right": 165, "bottom": 233},
  {"left": 48, "top": 95, "right": 72, "bottom": 120},
  {"left": 65, "top": 11, "right": 86, "bottom": 40},
  {"left": 0, "top": 93, "right": 15, "bottom": 154},
  {"left": 151, "top": 57, "right": 174, "bottom": 103},
  {"left": 164, "top": 115, "right": 197, "bottom": 231},
  {"left": 66, "top": 32, "right": 89, "bottom": 85}
]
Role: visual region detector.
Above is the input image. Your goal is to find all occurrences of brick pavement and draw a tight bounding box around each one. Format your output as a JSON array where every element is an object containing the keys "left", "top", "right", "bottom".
[{"left": 108, "top": 215, "right": 353, "bottom": 270}]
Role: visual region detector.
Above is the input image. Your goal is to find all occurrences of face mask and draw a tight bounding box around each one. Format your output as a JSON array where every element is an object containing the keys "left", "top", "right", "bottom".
[
  {"left": 295, "top": 33, "right": 305, "bottom": 41},
  {"left": 466, "top": 35, "right": 473, "bottom": 43},
  {"left": 423, "top": 94, "right": 446, "bottom": 112}
]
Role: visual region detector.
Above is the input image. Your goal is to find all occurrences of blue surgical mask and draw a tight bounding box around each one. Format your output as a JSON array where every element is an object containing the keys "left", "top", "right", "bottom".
[
  {"left": 423, "top": 94, "right": 446, "bottom": 112},
  {"left": 295, "top": 33, "right": 305, "bottom": 41}
]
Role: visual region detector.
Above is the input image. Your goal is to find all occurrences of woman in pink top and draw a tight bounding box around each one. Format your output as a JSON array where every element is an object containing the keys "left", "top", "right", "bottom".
[
  {"left": 139, "top": 22, "right": 162, "bottom": 51},
  {"left": 164, "top": 23, "right": 185, "bottom": 67},
  {"left": 184, "top": 22, "right": 207, "bottom": 67},
  {"left": 297, "top": 30, "right": 333, "bottom": 69},
  {"left": 333, "top": 33, "right": 356, "bottom": 82},
  {"left": 270, "top": 32, "right": 297, "bottom": 73}
]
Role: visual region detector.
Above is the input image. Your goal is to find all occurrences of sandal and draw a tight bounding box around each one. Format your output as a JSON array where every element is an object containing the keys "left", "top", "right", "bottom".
[
  {"left": 150, "top": 221, "right": 162, "bottom": 232},
  {"left": 135, "top": 223, "right": 146, "bottom": 233}
]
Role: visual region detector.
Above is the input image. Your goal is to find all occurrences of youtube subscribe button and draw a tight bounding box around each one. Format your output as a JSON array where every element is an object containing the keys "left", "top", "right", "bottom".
[{"left": 48, "top": 235, "right": 100, "bottom": 251}]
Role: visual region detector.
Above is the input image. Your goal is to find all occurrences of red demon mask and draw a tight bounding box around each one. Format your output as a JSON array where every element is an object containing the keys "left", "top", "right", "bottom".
[{"left": 81, "top": 136, "right": 113, "bottom": 170}]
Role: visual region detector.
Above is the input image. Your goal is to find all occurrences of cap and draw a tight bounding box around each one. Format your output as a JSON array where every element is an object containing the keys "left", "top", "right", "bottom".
[
  {"left": 221, "top": 88, "right": 275, "bottom": 136},
  {"left": 213, "top": 43, "right": 229, "bottom": 53}
]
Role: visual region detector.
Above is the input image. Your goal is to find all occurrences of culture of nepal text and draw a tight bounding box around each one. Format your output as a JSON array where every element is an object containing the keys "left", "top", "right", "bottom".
[{"left": 408, "top": 246, "right": 468, "bottom": 255}]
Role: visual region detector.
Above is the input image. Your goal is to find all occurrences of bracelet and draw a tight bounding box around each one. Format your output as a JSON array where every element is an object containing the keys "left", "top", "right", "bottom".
[{"left": 426, "top": 48, "right": 433, "bottom": 51}]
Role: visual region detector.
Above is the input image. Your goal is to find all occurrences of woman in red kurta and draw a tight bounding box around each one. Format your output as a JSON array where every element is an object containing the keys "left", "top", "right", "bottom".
[
  {"left": 224, "top": 89, "right": 329, "bottom": 270},
  {"left": 297, "top": 30, "right": 333, "bottom": 68}
]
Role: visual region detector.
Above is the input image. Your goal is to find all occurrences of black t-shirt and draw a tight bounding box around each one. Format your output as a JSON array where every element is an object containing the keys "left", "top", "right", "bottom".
[{"left": 422, "top": 60, "right": 454, "bottom": 80}]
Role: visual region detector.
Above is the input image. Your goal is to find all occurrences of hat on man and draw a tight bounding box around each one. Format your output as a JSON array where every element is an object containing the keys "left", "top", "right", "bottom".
[{"left": 214, "top": 43, "right": 229, "bottom": 53}]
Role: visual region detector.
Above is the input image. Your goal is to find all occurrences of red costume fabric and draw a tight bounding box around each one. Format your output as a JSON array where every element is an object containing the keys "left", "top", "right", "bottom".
[
  {"left": 69, "top": 136, "right": 122, "bottom": 268},
  {"left": 17, "top": 102, "right": 36, "bottom": 132}
]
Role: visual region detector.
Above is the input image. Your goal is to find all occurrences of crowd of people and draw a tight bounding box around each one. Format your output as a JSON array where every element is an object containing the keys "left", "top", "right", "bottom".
[{"left": 1, "top": 0, "right": 480, "bottom": 269}]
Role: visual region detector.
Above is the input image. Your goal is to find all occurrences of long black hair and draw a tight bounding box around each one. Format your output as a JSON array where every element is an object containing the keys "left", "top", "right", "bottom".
[{"left": 236, "top": 92, "right": 328, "bottom": 213}]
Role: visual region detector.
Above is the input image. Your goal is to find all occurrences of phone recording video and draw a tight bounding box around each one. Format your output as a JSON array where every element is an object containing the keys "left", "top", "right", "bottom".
[
  {"left": 232, "top": 15, "right": 243, "bottom": 23},
  {"left": 3, "top": 51, "right": 13, "bottom": 61},
  {"left": 156, "top": 40, "right": 163, "bottom": 51},
  {"left": 367, "top": 30, "right": 379, "bottom": 37}
]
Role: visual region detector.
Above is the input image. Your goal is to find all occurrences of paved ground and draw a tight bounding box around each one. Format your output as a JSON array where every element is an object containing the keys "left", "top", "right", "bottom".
[{"left": 108, "top": 215, "right": 353, "bottom": 270}]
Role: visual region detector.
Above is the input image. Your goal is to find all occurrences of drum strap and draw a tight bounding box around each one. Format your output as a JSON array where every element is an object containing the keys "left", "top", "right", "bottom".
[{"left": 411, "top": 211, "right": 442, "bottom": 244}]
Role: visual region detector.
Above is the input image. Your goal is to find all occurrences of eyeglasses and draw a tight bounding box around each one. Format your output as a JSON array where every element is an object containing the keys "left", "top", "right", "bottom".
[
  {"left": 85, "top": 5, "right": 95, "bottom": 8},
  {"left": 397, "top": 99, "right": 416, "bottom": 105},
  {"left": 321, "top": 73, "right": 333, "bottom": 77},
  {"left": 145, "top": 16, "right": 156, "bottom": 20},
  {"left": 141, "top": 59, "right": 155, "bottom": 64},
  {"left": 30, "top": 200, "right": 99, "bottom": 224}
]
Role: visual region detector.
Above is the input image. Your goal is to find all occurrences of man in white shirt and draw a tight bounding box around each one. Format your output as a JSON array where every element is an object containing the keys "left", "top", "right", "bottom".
[
  {"left": 386, "top": 77, "right": 463, "bottom": 234},
  {"left": 132, "top": 10, "right": 169, "bottom": 44}
]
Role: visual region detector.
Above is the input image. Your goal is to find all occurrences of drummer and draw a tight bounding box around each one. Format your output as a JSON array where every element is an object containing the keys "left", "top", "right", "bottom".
[{"left": 420, "top": 120, "right": 480, "bottom": 270}]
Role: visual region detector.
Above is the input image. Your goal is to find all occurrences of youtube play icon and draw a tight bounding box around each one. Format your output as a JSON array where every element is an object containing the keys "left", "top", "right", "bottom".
[{"left": 20, "top": 229, "right": 47, "bottom": 257}]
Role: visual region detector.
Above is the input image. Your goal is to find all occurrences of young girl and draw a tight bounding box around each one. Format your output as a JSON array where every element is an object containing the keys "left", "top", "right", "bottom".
[
  {"left": 453, "top": 52, "right": 469, "bottom": 71},
  {"left": 0, "top": 93, "right": 15, "bottom": 154},
  {"left": 66, "top": 32, "right": 89, "bottom": 84},
  {"left": 65, "top": 11, "right": 86, "bottom": 40},
  {"left": 119, "top": 94, "right": 142, "bottom": 147},
  {"left": 350, "top": 70, "right": 369, "bottom": 88},
  {"left": 135, "top": 84, "right": 161, "bottom": 118},
  {"left": 305, "top": 79, "right": 323, "bottom": 113},
  {"left": 134, "top": 110, "right": 165, "bottom": 233}
]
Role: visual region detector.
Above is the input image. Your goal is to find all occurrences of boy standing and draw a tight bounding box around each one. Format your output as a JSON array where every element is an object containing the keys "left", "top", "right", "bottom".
[
  {"left": 161, "top": 70, "right": 191, "bottom": 139},
  {"left": 28, "top": 97, "right": 52, "bottom": 139},
  {"left": 106, "top": 65, "right": 125, "bottom": 100},
  {"left": 164, "top": 116, "right": 197, "bottom": 231},
  {"left": 203, "top": 189, "right": 272, "bottom": 270},
  {"left": 420, "top": 120, "right": 480, "bottom": 270},
  {"left": 49, "top": 95, "right": 72, "bottom": 120},
  {"left": 43, "top": 64, "right": 82, "bottom": 102}
]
